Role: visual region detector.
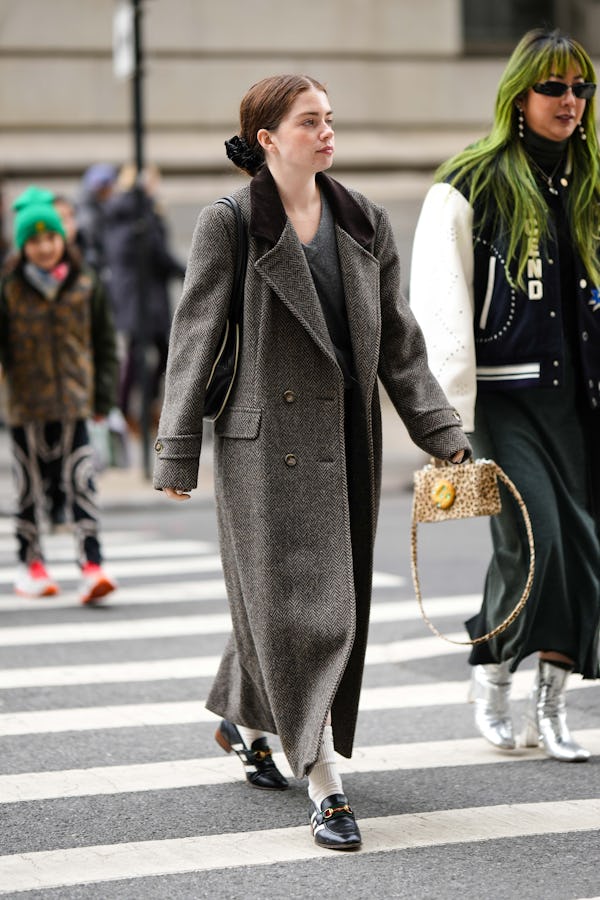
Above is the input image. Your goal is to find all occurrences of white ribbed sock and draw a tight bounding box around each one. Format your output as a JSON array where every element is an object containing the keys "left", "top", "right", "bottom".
[
  {"left": 236, "top": 725, "right": 264, "bottom": 748},
  {"left": 307, "top": 724, "right": 344, "bottom": 809}
]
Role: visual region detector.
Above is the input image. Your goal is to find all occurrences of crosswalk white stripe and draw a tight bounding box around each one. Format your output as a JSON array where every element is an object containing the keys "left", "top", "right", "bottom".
[
  {"left": 0, "top": 701, "right": 214, "bottom": 736},
  {"left": 357, "top": 674, "right": 597, "bottom": 709},
  {"left": 0, "top": 571, "right": 405, "bottom": 611},
  {"left": 0, "top": 579, "right": 229, "bottom": 611},
  {"left": 0, "top": 553, "right": 406, "bottom": 592},
  {"left": 0, "top": 539, "right": 215, "bottom": 559},
  {"left": 366, "top": 633, "right": 466, "bottom": 661},
  {"left": 2, "top": 652, "right": 590, "bottom": 695},
  {"left": 1, "top": 678, "right": 595, "bottom": 736},
  {"left": 1, "top": 799, "right": 599, "bottom": 893},
  {"left": 2, "top": 730, "right": 599, "bottom": 804},
  {"left": 0, "top": 656, "right": 214, "bottom": 687},
  {"left": 0, "top": 628, "right": 465, "bottom": 660},
  {"left": 0, "top": 597, "right": 478, "bottom": 646},
  {"left": 0, "top": 651, "right": 472, "bottom": 689},
  {"left": 0, "top": 614, "right": 233, "bottom": 646},
  {"left": 0, "top": 530, "right": 157, "bottom": 551},
  {"left": 0, "top": 555, "right": 223, "bottom": 584}
]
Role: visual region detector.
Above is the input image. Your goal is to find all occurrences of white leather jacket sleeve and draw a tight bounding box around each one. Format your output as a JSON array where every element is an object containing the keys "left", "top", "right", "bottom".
[{"left": 410, "top": 182, "right": 477, "bottom": 432}]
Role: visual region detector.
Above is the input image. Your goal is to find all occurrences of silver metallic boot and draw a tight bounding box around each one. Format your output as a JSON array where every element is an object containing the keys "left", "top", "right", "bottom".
[
  {"left": 468, "top": 662, "right": 515, "bottom": 750},
  {"left": 520, "top": 660, "right": 590, "bottom": 762}
]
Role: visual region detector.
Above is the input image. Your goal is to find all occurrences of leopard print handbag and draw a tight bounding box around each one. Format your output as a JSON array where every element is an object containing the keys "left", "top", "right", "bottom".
[{"left": 410, "top": 458, "right": 535, "bottom": 645}]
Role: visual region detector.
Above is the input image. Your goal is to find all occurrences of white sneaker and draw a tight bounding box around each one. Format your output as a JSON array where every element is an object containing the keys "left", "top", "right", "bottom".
[
  {"left": 80, "top": 562, "right": 117, "bottom": 605},
  {"left": 15, "top": 561, "right": 60, "bottom": 598}
]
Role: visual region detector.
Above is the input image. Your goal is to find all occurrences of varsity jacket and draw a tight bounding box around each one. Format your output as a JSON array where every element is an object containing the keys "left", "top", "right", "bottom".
[{"left": 410, "top": 180, "right": 600, "bottom": 431}]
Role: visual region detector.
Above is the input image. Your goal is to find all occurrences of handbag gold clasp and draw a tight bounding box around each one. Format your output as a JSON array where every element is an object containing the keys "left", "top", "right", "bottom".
[{"left": 431, "top": 479, "right": 456, "bottom": 510}]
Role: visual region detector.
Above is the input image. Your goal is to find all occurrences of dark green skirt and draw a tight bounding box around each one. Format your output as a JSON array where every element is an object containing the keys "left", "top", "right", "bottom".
[{"left": 466, "top": 365, "right": 600, "bottom": 678}]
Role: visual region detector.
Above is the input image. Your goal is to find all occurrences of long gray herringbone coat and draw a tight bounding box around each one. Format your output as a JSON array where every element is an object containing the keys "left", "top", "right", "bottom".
[{"left": 153, "top": 168, "right": 469, "bottom": 777}]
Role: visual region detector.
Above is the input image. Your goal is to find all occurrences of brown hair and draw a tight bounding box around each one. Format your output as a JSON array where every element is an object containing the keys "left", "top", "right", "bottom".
[{"left": 236, "top": 74, "right": 327, "bottom": 175}]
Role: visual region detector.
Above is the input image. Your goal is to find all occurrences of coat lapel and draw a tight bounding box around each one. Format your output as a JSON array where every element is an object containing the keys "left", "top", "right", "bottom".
[
  {"left": 250, "top": 166, "right": 380, "bottom": 378},
  {"left": 254, "top": 224, "right": 336, "bottom": 362},
  {"left": 337, "top": 229, "right": 381, "bottom": 399}
]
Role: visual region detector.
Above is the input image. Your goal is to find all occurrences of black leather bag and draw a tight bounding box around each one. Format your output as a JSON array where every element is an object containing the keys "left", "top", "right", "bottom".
[{"left": 203, "top": 196, "right": 248, "bottom": 421}]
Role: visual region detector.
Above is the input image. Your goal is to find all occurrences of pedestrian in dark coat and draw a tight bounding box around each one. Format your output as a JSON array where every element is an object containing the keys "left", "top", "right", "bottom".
[
  {"left": 153, "top": 74, "right": 471, "bottom": 851},
  {"left": 76, "top": 163, "right": 116, "bottom": 283},
  {"left": 105, "top": 165, "right": 185, "bottom": 428}
]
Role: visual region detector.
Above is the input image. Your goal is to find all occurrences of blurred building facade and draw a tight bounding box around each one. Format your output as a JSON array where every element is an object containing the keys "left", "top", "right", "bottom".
[{"left": 2, "top": 0, "right": 600, "bottom": 180}]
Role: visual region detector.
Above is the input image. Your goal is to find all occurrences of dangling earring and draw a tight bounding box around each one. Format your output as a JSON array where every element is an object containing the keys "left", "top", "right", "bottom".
[
  {"left": 578, "top": 121, "right": 587, "bottom": 141},
  {"left": 517, "top": 107, "right": 525, "bottom": 139}
]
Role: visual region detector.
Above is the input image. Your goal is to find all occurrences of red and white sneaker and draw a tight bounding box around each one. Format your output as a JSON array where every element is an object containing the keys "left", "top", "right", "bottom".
[
  {"left": 15, "top": 560, "right": 60, "bottom": 598},
  {"left": 80, "top": 562, "right": 117, "bottom": 605}
]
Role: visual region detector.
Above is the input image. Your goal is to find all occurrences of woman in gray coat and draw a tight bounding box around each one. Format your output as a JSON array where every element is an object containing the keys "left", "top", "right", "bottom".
[{"left": 153, "top": 74, "right": 470, "bottom": 851}]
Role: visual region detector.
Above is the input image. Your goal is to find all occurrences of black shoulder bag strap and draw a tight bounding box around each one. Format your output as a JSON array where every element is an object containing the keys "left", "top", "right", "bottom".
[
  {"left": 203, "top": 195, "right": 248, "bottom": 421},
  {"left": 214, "top": 195, "right": 248, "bottom": 329}
]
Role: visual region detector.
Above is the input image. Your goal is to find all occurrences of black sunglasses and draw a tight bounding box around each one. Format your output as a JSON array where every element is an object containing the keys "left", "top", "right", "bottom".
[{"left": 532, "top": 81, "right": 597, "bottom": 99}]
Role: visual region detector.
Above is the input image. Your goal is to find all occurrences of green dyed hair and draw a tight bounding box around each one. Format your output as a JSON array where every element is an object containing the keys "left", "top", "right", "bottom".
[{"left": 436, "top": 28, "right": 600, "bottom": 288}]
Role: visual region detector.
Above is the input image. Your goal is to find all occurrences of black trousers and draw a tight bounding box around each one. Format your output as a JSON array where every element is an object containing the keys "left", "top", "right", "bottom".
[{"left": 10, "top": 419, "right": 102, "bottom": 566}]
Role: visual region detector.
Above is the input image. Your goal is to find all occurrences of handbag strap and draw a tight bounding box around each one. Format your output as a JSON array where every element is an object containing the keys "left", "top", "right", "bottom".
[
  {"left": 410, "top": 461, "right": 536, "bottom": 646},
  {"left": 214, "top": 196, "right": 248, "bottom": 324}
]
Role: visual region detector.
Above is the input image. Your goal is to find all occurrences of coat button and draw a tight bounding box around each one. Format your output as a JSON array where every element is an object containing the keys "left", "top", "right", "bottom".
[
  {"left": 284, "top": 453, "right": 297, "bottom": 467},
  {"left": 582, "top": 331, "right": 589, "bottom": 341},
  {"left": 283, "top": 390, "right": 296, "bottom": 404},
  {"left": 154, "top": 440, "right": 163, "bottom": 452},
  {"left": 580, "top": 278, "right": 588, "bottom": 288}
]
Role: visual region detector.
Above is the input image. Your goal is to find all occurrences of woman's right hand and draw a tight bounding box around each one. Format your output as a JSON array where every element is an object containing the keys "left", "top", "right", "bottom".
[{"left": 163, "top": 487, "right": 191, "bottom": 501}]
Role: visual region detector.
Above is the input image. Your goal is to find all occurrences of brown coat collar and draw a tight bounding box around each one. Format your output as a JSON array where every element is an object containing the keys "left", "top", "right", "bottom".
[{"left": 249, "top": 166, "right": 375, "bottom": 250}]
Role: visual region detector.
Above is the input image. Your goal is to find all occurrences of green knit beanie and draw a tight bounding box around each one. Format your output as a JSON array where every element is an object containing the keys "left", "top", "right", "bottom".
[
  {"left": 12, "top": 185, "right": 56, "bottom": 211},
  {"left": 13, "top": 200, "right": 66, "bottom": 250}
]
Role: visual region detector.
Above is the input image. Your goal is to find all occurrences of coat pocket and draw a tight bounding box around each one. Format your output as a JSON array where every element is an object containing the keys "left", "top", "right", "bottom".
[{"left": 214, "top": 406, "right": 262, "bottom": 440}]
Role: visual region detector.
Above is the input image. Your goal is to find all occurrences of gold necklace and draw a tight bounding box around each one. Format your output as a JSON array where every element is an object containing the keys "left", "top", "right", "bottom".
[{"left": 526, "top": 153, "right": 564, "bottom": 195}]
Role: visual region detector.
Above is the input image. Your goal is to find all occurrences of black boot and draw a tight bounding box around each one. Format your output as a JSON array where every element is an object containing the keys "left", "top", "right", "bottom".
[
  {"left": 310, "top": 793, "right": 362, "bottom": 850},
  {"left": 215, "top": 719, "right": 289, "bottom": 790}
]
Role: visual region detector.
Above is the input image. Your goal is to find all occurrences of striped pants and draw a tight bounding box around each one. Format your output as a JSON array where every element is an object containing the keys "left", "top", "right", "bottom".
[{"left": 10, "top": 420, "right": 102, "bottom": 566}]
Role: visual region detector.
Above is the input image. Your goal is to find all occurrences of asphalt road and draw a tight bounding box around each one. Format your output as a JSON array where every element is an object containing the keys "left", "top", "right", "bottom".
[{"left": 0, "top": 493, "right": 599, "bottom": 899}]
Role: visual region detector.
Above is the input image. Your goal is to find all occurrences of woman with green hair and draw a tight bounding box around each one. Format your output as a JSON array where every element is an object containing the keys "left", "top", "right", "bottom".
[{"left": 410, "top": 28, "right": 600, "bottom": 762}]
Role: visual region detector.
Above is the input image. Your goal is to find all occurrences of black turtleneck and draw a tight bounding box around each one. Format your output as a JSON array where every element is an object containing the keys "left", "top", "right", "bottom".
[{"left": 522, "top": 123, "right": 568, "bottom": 174}]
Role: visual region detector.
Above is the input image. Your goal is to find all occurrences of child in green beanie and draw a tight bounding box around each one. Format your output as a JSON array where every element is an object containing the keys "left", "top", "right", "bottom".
[{"left": 0, "top": 186, "right": 119, "bottom": 603}]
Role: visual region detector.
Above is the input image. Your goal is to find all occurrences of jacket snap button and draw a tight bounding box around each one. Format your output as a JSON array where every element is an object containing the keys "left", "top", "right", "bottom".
[
  {"left": 284, "top": 453, "right": 297, "bottom": 467},
  {"left": 154, "top": 440, "right": 163, "bottom": 452},
  {"left": 283, "top": 390, "right": 296, "bottom": 404}
]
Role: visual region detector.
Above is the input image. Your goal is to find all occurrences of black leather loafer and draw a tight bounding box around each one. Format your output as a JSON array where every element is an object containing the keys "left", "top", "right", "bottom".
[
  {"left": 215, "top": 719, "right": 289, "bottom": 791},
  {"left": 310, "top": 793, "right": 362, "bottom": 850}
]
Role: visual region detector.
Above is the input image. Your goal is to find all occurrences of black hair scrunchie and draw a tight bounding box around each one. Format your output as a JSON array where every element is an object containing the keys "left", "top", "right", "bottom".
[{"left": 224, "top": 135, "right": 263, "bottom": 175}]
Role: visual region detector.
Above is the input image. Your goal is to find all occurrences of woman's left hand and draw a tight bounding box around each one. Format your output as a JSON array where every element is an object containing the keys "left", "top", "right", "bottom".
[
  {"left": 163, "top": 487, "right": 191, "bottom": 501},
  {"left": 451, "top": 450, "right": 466, "bottom": 464}
]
